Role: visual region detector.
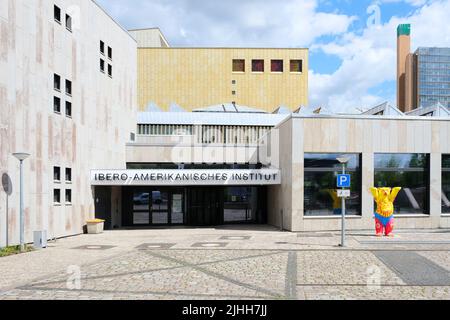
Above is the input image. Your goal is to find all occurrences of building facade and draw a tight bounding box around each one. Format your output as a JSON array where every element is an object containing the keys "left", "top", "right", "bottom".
[
  {"left": 0, "top": 0, "right": 138, "bottom": 247},
  {"left": 89, "top": 107, "right": 450, "bottom": 232},
  {"left": 133, "top": 30, "right": 308, "bottom": 113},
  {"left": 397, "top": 24, "right": 450, "bottom": 111}
]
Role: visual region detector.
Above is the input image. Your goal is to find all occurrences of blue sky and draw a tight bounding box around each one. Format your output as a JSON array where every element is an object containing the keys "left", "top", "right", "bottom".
[{"left": 97, "top": 0, "right": 450, "bottom": 112}]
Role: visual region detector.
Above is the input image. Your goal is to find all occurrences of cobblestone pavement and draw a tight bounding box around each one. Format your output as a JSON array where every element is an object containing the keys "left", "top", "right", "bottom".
[{"left": 0, "top": 226, "right": 449, "bottom": 300}]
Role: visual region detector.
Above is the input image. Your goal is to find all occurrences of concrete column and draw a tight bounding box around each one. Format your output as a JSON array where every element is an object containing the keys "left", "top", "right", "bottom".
[
  {"left": 429, "top": 153, "right": 442, "bottom": 220},
  {"left": 361, "top": 152, "right": 374, "bottom": 219},
  {"left": 291, "top": 119, "right": 304, "bottom": 231}
]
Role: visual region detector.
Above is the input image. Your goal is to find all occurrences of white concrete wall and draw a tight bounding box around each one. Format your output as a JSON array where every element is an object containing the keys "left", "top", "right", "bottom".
[
  {"left": 273, "top": 115, "right": 450, "bottom": 231},
  {"left": 0, "top": 0, "right": 137, "bottom": 247}
]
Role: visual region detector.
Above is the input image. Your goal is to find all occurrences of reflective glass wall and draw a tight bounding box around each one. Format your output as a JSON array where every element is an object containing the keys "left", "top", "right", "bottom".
[
  {"left": 374, "top": 153, "right": 429, "bottom": 214},
  {"left": 304, "top": 153, "right": 361, "bottom": 216},
  {"left": 443, "top": 155, "right": 450, "bottom": 214}
]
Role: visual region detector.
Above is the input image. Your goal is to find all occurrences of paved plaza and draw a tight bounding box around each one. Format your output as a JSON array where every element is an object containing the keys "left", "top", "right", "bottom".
[{"left": 0, "top": 226, "right": 450, "bottom": 300}]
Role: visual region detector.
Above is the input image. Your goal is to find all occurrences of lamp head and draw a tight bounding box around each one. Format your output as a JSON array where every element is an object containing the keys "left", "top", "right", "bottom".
[
  {"left": 13, "top": 152, "right": 30, "bottom": 161},
  {"left": 336, "top": 156, "right": 350, "bottom": 164}
]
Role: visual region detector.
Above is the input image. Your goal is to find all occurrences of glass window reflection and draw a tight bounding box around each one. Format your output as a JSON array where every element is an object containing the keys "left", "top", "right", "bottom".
[
  {"left": 304, "top": 153, "right": 361, "bottom": 216},
  {"left": 374, "top": 153, "right": 429, "bottom": 215}
]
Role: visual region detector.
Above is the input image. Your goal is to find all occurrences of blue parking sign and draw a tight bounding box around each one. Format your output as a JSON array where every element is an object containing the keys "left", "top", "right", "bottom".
[{"left": 337, "top": 174, "right": 351, "bottom": 188}]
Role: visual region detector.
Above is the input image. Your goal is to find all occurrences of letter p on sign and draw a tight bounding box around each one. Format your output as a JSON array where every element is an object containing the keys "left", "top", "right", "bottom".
[{"left": 337, "top": 174, "right": 351, "bottom": 188}]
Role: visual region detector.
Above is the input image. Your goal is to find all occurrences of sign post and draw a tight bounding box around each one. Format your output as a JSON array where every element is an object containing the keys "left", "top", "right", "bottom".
[{"left": 336, "top": 157, "right": 350, "bottom": 247}]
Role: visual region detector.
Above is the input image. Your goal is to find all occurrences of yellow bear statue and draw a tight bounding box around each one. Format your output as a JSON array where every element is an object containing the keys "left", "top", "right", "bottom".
[{"left": 369, "top": 187, "right": 401, "bottom": 237}]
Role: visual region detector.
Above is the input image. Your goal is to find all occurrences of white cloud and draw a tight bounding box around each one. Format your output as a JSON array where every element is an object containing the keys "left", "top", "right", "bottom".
[
  {"left": 310, "top": 0, "right": 450, "bottom": 111},
  {"left": 97, "top": 0, "right": 356, "bottom": 47}
]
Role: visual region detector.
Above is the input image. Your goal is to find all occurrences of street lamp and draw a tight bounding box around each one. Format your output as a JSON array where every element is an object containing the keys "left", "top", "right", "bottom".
[
  {"left": 337, "top": 156, "right": 349, "bottom": 247},
  {"left": 13, "top": 152, "right": 30, "bottom": 252}
]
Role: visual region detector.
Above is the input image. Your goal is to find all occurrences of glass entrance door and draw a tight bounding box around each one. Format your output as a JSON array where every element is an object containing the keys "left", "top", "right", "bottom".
[
  {"left": 150, "top": 190, "right": 169, "bottom": 224},
  {"left": 128, "top": 188, "right": 184, "bottom": 226}
]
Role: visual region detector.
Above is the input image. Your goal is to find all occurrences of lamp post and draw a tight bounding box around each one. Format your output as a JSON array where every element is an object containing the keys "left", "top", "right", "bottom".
[
  {"left": 13, "top": 152, "right": 30, "bottom": 252},
  {"left": 337, "top": 156, "right": 349, "bottom": 247}
]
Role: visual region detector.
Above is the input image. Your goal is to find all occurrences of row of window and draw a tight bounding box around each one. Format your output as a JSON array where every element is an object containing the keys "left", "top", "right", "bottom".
[
  {"left": 304, "top": 153, "right": 450, "bottom": 216},
  {"left": 136, "top": 124, "right": 271, "bottom": 144},
  {"left": 419, "top": 82, "right": 450, "bottom": 89},
  {"left": 100, "top": 41, "right": 113, "bottom": 78},
  {"left": 232, "top": 59, "right": 303, "bottom": 73},
  {"left": 419, "top": 89, "right": 450, "bottom": 96},
  {"left": 419, "top": 68, "right": 450, "bottom": 76},
  {"left": 54, "top": 189, "right": 72, "bottom": 205},
  {"left": 53, "top": 167, "right": 72, "bottom": 205},
  {"left": 53, "top": 74, "right": 72, "bottom": 117},
  {"left": 54, "top": 5, "right": 72, "bottom": 32}
]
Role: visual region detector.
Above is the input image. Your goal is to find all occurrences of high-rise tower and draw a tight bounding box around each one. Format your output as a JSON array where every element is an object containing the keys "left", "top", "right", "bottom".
[{"left": 397, "top": 24, "right": 411, "bottom": 112}]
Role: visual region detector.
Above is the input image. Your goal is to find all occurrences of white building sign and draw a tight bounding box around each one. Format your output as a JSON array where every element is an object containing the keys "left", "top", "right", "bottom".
[{"left": 90, "top": 169, "right": 281, "bottom": 186}]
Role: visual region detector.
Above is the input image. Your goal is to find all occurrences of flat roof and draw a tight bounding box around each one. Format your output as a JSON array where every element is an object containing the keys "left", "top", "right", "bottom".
[{"left": 138, "top": 112, "right": 288, "bottom": 127}]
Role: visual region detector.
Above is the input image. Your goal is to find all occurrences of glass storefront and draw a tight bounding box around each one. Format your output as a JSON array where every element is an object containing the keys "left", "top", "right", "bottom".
[
  {"left": 127, "top": 187, "right": 184, "bottom": 225},
  {"left": 123, "top": 186, "right": 266, "bottom": 226},
  {"left": 374, "top": 153, "right": 429, "bottom": 214},
  {"left": 304, "top": 153, "right": 362, "bottom": 216},
  {"left": 443, "top": 155, "right": 450, "bottom": 214}
]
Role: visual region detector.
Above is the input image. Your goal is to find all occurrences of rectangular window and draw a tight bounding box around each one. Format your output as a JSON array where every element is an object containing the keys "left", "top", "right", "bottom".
[
  {"left": 443, "top": 155, "right": 450, "bottom": 214},
  {"left": 252, "top": 59, "right": 264, "bottom": 72},
  {"left": 53, "top": 167, "right": 61, "bottom": 182},
  {"left": 232, "top": 59, "right": 245, "bottom": 72},
  {"left": 54, "top": 74, "right": 61, "bottom": 91},
  {"left": 66, "top": 168, "right": 72, "bottom": 183},
  {"left": 65, "top": 101, "right": 72, "bottom": 117},
  {"left": 232, "top": 91, "right": 236, "bottom": 95},
  {"left": 65, "top": 14, "right": 72, "bottom": 32},
  {"left": 108, "top": 64, "right": 112, "bottom": 78},
  {"left": 374, "top": 153, "right": 430, "bottom": 214},
  {"left": 100, "top": 59, "right": 105, "bottom": 73},
  {"left": 65, "top": 189, "right": 72, "bottom": 204},
  {"left": 53, "top": 96, "right": 61, "bottom": 113},
  {"left": 108, "top": 46, "right": 112, "bottom": 60},
  {"left": 54, "top": 5, "right": 61, "bottom": 23},
  {"left": 65, "top": 79, "right": 72, "bottom": 96},
  {"left": 290, "top": 60, "right": 303, "bottom": 73},
  {"left": 304, "top": 153, "right": 362, "bottom": 216},
  {"left": 54, "top": 189, "right": 61, "bottom": 204},
  {"left": 100, "top": 41, "right": 105, "bottom": 55},
  {"left": 271, "top": 60, "right": 283, "bottom": 72}
]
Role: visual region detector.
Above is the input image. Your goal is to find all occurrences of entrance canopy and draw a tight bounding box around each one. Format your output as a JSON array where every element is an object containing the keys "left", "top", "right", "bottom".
[{"left": 90, "top": 169, "right": 281, "bottom": 186}]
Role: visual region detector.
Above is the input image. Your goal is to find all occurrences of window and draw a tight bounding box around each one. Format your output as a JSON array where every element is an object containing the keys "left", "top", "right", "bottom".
[
  {"left": 54, "top": 5, "right": 61, "bottom": 23},
  {"left": 443, "top": 155, "right": 450, "bottom": 214},
  {"left": 231, "top": 80, "right": 236, "bottom": 85},
  {"left": 65, "top": 101, "right": 72, "bottom": 117},
  {"left": 232, "top": 59, "right": 245, "bottom": 72},
  {"left": 53, "top": 96, "right": 61, "bottom": 113},
  {"left": 252, "top": 60, "right": 264, "bottom": 72},
  {"left": 65, "top": 79, "right": 72, "bottom": 96},
  {"left": 304, "top": 153, "right": 362, "bottom": 216},
  {"left": 54, "top": 74, "right": 61, "bottom": 91},
  {"left": 65, "top": 189, "right": 72, "bottom": 204},
  {"left": 65, "top": 14, "right": 72, "bottom": 32},
  {"left": 54, "top": 189, "right": 61, "bottom": 204},
  {"left": 290, "top": 60, "right": 302, "bottom": 73},
  {"left": 108, "top": 46, "right": 112, "bottom": 60},
  {"left": 374, "top": 153, "right": 429, "bottom": 214},
  {"left": 108, "top": 64, "right": 112, "bottom": 78},
  {"left": 271, "top": 60, "right": 283, "bottom": 72},
  {"left": 66, "top": 168, "right": 72, "bottom": 183},
  {"left": 232, "top": 91, "right": 236, "bottom": 95},
  {"left": 100, "top": 41, "right": 105, "bottom": 55},
  {"left": 53, "top": 167, "right": 61, "bottom": 182},
  {"left": 100, "top": 59, "right": 105, "bottom": 73}
]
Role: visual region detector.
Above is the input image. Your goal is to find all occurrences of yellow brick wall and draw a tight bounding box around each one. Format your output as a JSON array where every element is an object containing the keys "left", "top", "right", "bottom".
[{"left": 137, "top": 48, "right": 308, "bottom": 112}]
